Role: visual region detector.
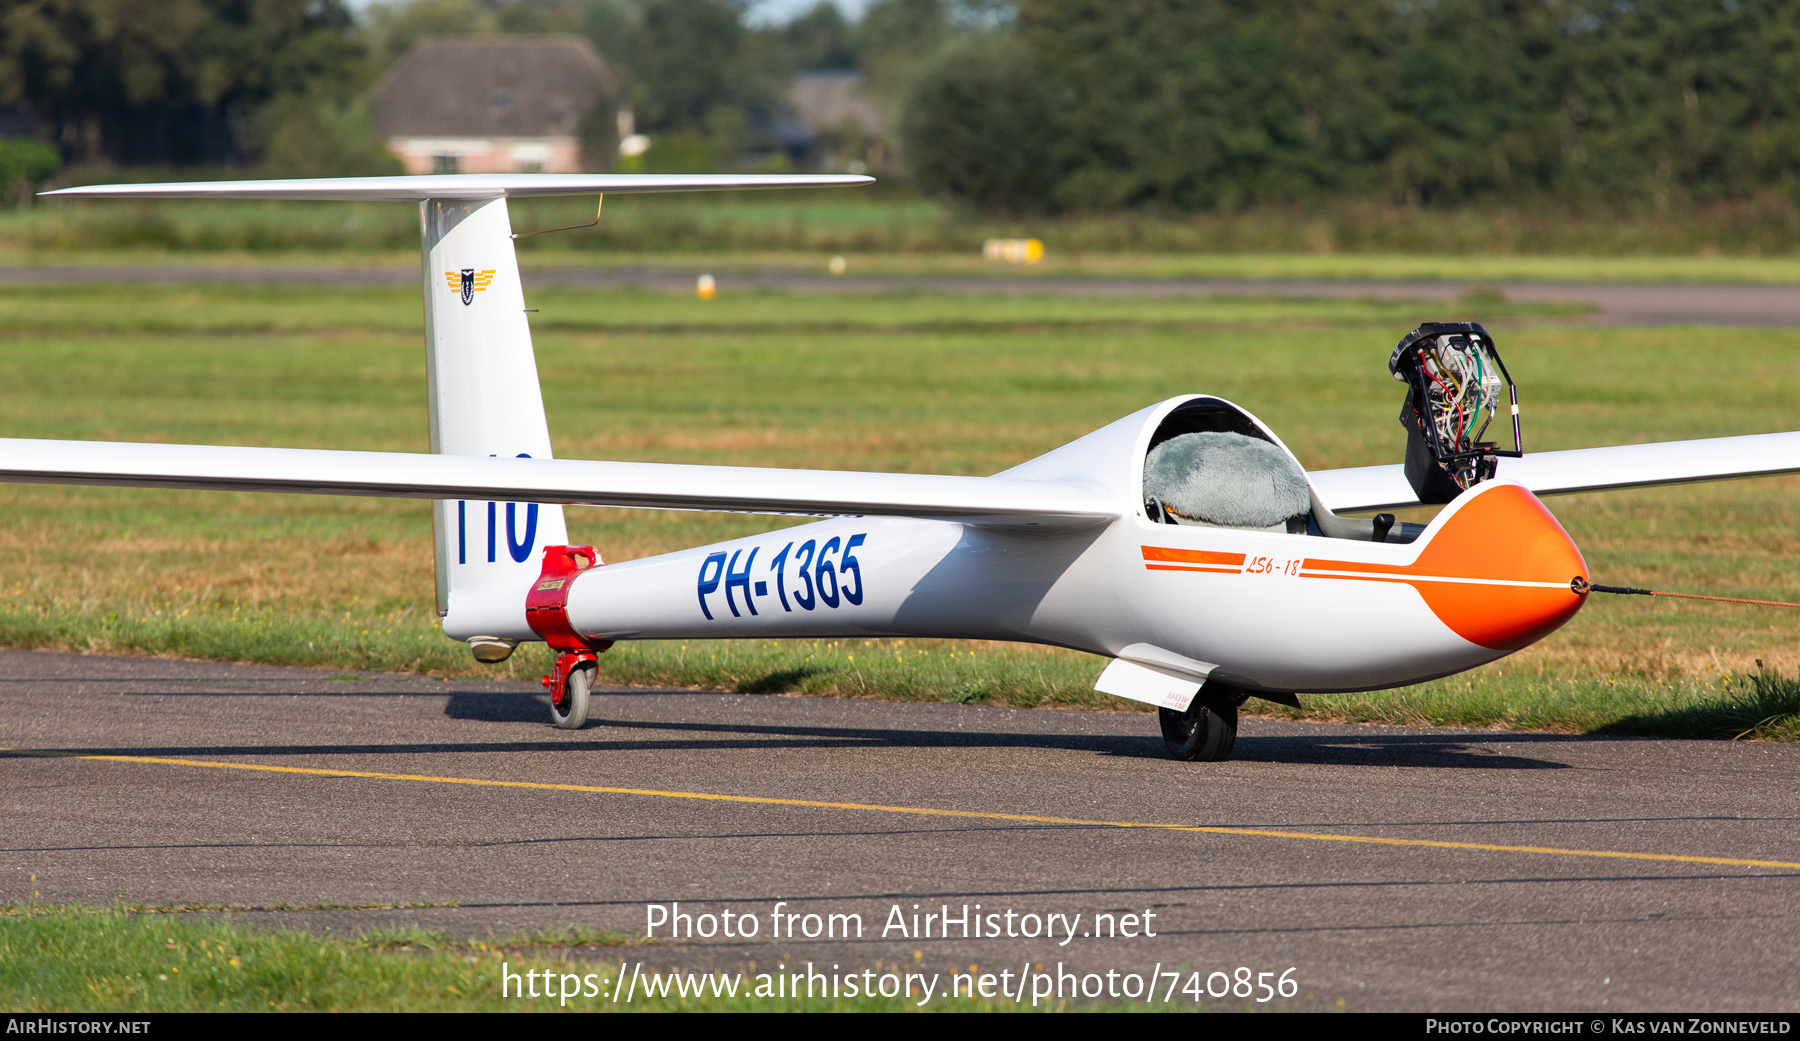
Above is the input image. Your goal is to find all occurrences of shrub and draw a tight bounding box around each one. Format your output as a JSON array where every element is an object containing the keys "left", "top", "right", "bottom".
[
  {"left": 900, "top": 34, "right": 1061, "bottom": 214},
  {"left": 0, "top": 137, "right": 60, "bottom": 205}
]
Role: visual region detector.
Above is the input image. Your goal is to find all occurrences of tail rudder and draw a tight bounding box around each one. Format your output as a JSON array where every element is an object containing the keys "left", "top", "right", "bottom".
[{"left": 421, "top": 196, "right": 569, "bottom": 648}]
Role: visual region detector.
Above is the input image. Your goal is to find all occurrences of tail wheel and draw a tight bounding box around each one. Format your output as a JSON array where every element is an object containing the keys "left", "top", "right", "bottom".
[
  {"left": 551, "top": 662, "right": 593, "bottom": 730},
  {"left": 1159, "top": 694, "right": 1238, "bottom": 762}
]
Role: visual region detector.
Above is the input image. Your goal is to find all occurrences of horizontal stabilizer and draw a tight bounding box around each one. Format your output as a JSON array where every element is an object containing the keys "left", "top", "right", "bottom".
[
  {"left": 42, "top": 173, "right": 873, "bottom": 202},
  {"left": 1311, "top": 431, "right": 1800, "bottom": 513},
  {"left": 0, "top": 439, "right": 1116, "bottom": 530}
]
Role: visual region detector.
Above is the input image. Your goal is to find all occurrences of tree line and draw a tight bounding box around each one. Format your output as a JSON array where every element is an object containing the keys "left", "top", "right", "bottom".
[
  {"left": 3, "top": 0, "right": 1796, "bottom": 215},
  {"left": 0, "top": 0, "right": 957, "bottom": 176},
  {"left": 905, "top": 0, "right": 1800, "bottom": 212}
]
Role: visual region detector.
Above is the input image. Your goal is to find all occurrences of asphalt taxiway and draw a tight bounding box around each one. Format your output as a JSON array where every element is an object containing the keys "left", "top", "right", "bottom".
[{"left": 2, "top": 649, "right": 1795, "bottom": 1011}]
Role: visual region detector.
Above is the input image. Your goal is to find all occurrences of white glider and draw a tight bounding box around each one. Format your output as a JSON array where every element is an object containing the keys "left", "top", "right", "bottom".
[{"left": 16, "top": 173, "right": 1798, "bottom": 762}]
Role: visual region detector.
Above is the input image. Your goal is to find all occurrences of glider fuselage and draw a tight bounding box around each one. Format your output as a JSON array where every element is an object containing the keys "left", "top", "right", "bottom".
[
  {"left": 445, "top": 395, "right": 1592, "bottom": 698},
  {"left": 540, "top": 480, "right": 1586, "bottom": 697}
]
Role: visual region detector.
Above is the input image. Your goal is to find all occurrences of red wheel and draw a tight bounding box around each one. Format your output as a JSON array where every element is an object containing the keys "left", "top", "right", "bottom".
[{"left": 551, "top": 662, "right": 592, "bottom": 729}]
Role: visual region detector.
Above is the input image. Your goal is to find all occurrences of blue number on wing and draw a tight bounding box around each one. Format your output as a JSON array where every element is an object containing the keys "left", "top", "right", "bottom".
[
  {"left": 696, "top": 551, "right": 727, "bottom": 620},
  {"left": 770, "top": 542, "right": 793, "bottom": 611},
  {"left": 840, "top": 533, "right": 866, "bottom": 606},
  {"left": 816, "top": 536, "right": 840, "bottom": 609},
  {"left": 793, "top": 539, "right": 817, "bottom": 610}
]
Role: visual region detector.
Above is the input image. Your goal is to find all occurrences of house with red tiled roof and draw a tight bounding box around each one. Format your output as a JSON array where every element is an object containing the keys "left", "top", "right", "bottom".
[{"left": 373, "top": 36, "right": 616, "bottom": 174}]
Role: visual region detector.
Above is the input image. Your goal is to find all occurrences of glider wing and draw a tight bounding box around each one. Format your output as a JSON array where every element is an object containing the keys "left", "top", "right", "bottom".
[
  {"left": 42, "top": 173, "right": 873, "bottom": 202},
  {"left": 0, "top": 439, "right": 1115, "bottom": 531},
  {"left": 1311, "top": 431, "right": 1800, "bottom": 513}
]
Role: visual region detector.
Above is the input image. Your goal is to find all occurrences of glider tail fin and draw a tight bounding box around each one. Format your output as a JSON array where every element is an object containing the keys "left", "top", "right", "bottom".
[
  {"left": 36, "top": 173, "right": 879, "bottom": 654},
  {"left": 421, "top": 196, "right": 569, "bottom": 646}
]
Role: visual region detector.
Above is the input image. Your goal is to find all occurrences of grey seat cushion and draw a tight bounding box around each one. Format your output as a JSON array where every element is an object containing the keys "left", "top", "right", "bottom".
[{"left": 1144, "top": 431, "right": 1310, "bottom": 529}]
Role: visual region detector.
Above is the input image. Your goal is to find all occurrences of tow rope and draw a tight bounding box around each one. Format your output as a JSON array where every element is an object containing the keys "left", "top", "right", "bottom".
[{"left": 1572, "top": 577, "right": 1800, "bottom": 609}]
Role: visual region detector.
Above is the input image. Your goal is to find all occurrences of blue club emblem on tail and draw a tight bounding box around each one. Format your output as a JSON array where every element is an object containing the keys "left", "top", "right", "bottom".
[{"left": 459, "top": 268, "right": 475, "bottom": 305}]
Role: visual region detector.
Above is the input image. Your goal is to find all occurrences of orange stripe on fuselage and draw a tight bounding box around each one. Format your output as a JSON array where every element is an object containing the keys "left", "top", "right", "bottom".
[
  {"left": 1140, "top": 544, "right": 1245, "bottom": 573},
  {"left": 1141, "top": 546, "right": 1245, "bottom": 566},
  {"left": 1139, "top": 484, "right": 1588, "bottom": 652},
  {"left": 1145, "top": 565, "right": 1241, "bottom": 573}
]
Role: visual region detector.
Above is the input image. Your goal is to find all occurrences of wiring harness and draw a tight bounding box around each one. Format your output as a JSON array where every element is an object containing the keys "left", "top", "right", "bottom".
[{"left": 1389, "top": 322, "right": 1522, "bottom": 503}]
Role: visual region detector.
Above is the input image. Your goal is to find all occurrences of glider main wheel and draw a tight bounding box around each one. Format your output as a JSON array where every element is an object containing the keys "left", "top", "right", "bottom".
[
  {"left": 551, "top": 662, "right": 593, "bottom": 730},
  {"left": 1159, "top": 695, "right": 1238, "bottom": 762}
]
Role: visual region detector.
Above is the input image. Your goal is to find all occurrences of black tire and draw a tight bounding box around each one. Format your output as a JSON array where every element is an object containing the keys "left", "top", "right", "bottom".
[
  {"left": 551, "top": 663, "right": 593, "bottom": 730},
  {"left": 1159, "top": 697, "right": 1237, "bottom": 762}
]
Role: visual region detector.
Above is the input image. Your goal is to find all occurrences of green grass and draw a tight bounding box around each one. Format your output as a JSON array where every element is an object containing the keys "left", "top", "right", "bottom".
[
  {"left": 1037, "top": 251, "right": 1800, "bottom": 284},
  {"left": 14, "top": 189, "right": 1800, "bottom": 281},
  {"left": 21, "top": 244, "right": 1800, "bottom": 285},
  {"left": 1, "top": 904, "right": 1095, "bottom": 1011},
  {"left": 0, "top": 281, "right": 1796, "bottom": 739},
  {"left": 1247, "top": 661, "right": 1800, "bottom": 741},
  {"left": 0, "top": 279, "right": 1584, "bottom": 338}
]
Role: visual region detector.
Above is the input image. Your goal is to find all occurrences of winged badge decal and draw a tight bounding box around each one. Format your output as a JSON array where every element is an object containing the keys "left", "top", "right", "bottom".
[{"left": 445, "top": 269, "right": 496, "bottom": 305}]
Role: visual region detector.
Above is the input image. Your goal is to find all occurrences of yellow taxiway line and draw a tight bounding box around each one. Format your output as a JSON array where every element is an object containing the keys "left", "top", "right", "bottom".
[{"left": 10, "top": 748, "right": 1800, "bottom": 872}]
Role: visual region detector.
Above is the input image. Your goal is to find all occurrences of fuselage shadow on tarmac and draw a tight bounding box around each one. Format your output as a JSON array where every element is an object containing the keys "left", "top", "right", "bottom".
[
  {"left": 10, "top": 688, "right": 1573, "bottom": 769},
  {"left": 93, "top": 680, "right": 1597, "bottom": 769},
  {"left": 1231, "top": 733, "right": 1574, "bottom": 769},
  {"left": 453, "top": 688, "right": 1579, "bottom": 770}
]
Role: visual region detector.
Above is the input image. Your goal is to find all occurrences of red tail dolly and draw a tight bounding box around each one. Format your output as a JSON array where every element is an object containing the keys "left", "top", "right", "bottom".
[{"left": 525, "top": 545, "right": 612, "bottom": 710}]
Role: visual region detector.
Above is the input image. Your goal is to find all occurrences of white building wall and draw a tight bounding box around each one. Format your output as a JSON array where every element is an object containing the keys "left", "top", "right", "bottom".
[{"left": 388, "top": 137, "right": 585, "bottom": 175}]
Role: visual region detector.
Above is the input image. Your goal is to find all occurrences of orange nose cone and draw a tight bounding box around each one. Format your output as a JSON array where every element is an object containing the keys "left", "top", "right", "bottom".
[{"left": 1410, "top": 483, "right": 1589, "bottom": 651}]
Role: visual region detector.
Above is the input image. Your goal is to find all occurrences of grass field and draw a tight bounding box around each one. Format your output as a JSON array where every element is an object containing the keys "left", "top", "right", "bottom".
[
  {"left": 26, "top": 244, "right": 1800, "bottom": 287},
  {"left": 0, "top": 281, "right": 1796, "bottom": 740},
  {"left": 14, "top": 190, "right": 1800, "bottom": 283},
  {"left": 2, "top": 904, "right": 1104, "bottom": 1011}
]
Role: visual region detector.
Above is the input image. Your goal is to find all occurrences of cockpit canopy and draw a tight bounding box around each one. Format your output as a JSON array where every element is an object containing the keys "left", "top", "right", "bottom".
[
  {"left": 1145, "top": 432, "right": 1310, "bottom": 532},
  {"left": 1141, "top": 397, "right": 1419, "bottom": 543}
]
